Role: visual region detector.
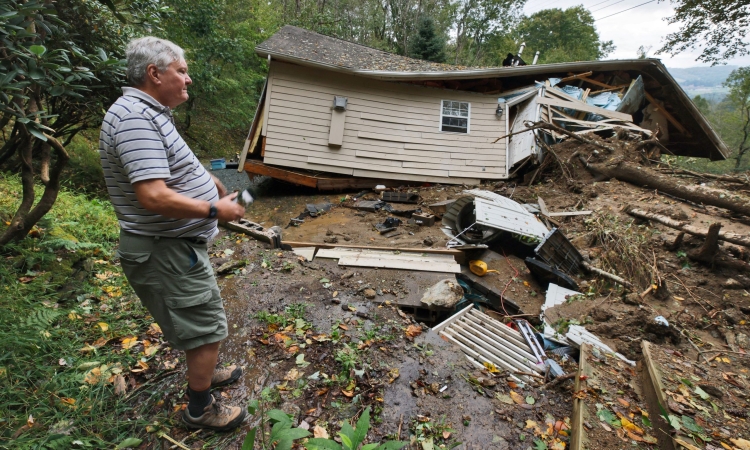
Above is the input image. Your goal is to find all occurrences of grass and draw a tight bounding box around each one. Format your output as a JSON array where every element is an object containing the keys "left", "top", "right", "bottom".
[{"left": 0, "top": 173, "right": 168, "bottom": 449}]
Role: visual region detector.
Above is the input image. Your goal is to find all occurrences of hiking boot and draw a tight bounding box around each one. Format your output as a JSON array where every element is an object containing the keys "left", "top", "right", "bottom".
[
  {"left": 211, "top": 364, "right": 242, "bottom": 388},
  {"left": 183, "top": 396, "right": 246, "bottom": 431}
]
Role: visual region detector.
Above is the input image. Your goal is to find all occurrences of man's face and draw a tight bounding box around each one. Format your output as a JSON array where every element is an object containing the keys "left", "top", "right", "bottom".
[{"left": 156, "top": 59, "right": 191, "bottom": 108}]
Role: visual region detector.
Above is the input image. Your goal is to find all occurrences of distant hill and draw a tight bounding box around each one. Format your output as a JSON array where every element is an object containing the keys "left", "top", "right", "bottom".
[{"left": 667, "top": 65, "right": 737, "bottom": 101}]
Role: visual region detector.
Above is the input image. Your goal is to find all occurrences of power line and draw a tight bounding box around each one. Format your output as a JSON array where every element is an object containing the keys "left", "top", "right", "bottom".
[
  {"left": 587, "top": 0, "right": 619, "bottom": 9},
  {"left": 591, "top": 0, "right": 626, "bottom": 13},
  {"left": 595, "top": 0, "right": 656, "bottom": 20}
]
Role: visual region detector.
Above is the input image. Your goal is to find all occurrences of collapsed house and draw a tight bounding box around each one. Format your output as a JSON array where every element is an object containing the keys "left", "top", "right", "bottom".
[{"left": 238, "top": 25, "right": 728, "bottom": 190}]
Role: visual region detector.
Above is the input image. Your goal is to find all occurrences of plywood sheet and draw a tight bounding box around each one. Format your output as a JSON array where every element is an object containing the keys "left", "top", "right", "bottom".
[{"left": 474, "top": 197, "right": 549, "bottom": 239}]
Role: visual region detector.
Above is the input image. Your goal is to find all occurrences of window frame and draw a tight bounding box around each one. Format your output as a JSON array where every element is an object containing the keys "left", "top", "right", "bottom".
[{"left": 439, "top": 100, "right": 471, "bottom": 134}]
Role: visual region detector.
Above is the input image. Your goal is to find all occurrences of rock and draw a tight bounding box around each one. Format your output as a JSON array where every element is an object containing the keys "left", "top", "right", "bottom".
[
  {"left": 420, "top": 279, "right": 464, "bottom": 309},
  {"left": 623, "top": 293, "right": 641, "bottom": 305},
  {"left": 423, "top": 237, "right": 435, "bottom": 246},
  {"left": 323, "top": 236, "right": 338, "bottom": 244},
  {"left": 724, "top": 308, "right": 744, "bottom": 325},
  {"left": 736, "top": 333, "right": 749, "bottom": 350},
  {"left": 724, "top": 278, "right": 744, "bottom": 289},
  {"left": 342, "top": 271, "right": 354, "bottom": 279},
  {"left": 362, "top": 288, "right": 376, "bottom": 299},
  {"left": 698, "top": 383, "right": 724, "bottom": 399}
]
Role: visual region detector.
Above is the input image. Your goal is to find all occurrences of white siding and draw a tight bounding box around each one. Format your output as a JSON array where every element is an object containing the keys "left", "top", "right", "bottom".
[{"left": 263, "top": 61, "right": 507, "bottom": 183}]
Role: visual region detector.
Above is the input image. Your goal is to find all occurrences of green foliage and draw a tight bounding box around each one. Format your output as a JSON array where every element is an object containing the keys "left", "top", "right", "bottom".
[
  {"left": 451, "top": 0, "right": 525, "bottom": 65},
  {"left": 307, "top": 407, "right": 408, "bottom": 450},
  {"left": 658, "top": 0, "right": 750, "bottom": 65},
  {"left": 723, "top": 66, "right": 750, "bottom": 168},
  {"left": 242, "top": 407, "right": 310, "bottom": 450},
  {"left": 512, "top": 7, "right": 614, "bottom": 64},
  {"left": 161, "top": 0, "right": 270, "bottom": 159},
  {"left": 408, "top": 17, "right": 447, "bottom": 63}
]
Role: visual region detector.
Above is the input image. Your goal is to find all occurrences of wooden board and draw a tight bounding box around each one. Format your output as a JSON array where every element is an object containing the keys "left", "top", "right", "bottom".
[
  {"left": 292, "top": 247, "right": 316, "bottom": 261},
  {"left": 316, "top": 248, "right": 456, "bottom": 262},
  {"left": 537, "top": 96, "right": 633, "bottom": 122},
  {"left": 337, "top": 255, "right": 460, "bottom": 273}
]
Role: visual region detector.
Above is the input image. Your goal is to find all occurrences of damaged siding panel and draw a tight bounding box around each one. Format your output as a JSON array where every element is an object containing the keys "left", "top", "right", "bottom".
[{"left": 264, "top": 61, "right": 507, "bottom": 181}]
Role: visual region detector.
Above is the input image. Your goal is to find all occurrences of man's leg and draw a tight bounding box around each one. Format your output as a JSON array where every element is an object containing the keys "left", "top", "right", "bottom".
[{"left": 186, "top": 341, "right": 220, "bottom": 391}]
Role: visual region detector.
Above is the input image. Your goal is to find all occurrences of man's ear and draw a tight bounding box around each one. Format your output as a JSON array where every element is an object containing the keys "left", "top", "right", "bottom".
[{"left": 146, "top": 64, "right": 161, "bottom": 85}]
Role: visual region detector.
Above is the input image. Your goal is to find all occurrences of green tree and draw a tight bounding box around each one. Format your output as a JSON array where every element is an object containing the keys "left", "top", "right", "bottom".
[
  {"left": 408, "top": 17, "right": 447, "bottom": 62},
  {"left": 452, "top": 0, "right": 525, "bottom": 66},
  {"left": 161, "top": 0, "right": 271, "bottom": 155},
  {"left": 0, "top": 0, "right": 161, "bottom": 246},
  {"left": 511, "top": 6, "right": 614, "bottom": 64},
  {"left": 659, "top": 0, "right": 750, "bottom": 65},
  {"left": 723, "top": 67, "right": 750, "bottom": 168}
]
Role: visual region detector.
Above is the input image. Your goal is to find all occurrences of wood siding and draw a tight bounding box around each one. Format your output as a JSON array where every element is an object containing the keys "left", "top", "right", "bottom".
[{"left": 262, "top": 61, "right": 507, "bottom": 183}]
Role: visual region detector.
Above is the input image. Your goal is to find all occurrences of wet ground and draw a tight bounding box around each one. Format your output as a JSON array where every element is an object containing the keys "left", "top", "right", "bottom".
[{"left": 135, "top": 158, "right": 750, "bottom": 449}]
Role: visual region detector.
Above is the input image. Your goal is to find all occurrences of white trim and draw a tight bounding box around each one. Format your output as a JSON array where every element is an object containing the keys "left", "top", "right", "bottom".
[{"left": 439, "top": 99, "right": 471, "bottom": 134}]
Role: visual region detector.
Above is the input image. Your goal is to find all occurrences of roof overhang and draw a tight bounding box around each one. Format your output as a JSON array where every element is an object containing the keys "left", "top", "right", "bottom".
[{"left": 256, "top": 48, "right": 728, "bottom": 161}]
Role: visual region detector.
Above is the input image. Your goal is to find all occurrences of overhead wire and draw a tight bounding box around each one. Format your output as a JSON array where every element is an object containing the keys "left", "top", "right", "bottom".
[
  {"left": 591, "top": 0, "right": 626, "bottom": 13},
  {"left": 595, "top": 0, "right": 657, "bottom": 20},
  {"left": 586, "top": 0, "right": 620, "bottom": 8}
]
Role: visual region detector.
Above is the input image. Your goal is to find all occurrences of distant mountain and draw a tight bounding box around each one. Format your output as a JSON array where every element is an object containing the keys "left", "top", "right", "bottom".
[{"left": 667, "top": 65, "right": 737, "bottom": 101}]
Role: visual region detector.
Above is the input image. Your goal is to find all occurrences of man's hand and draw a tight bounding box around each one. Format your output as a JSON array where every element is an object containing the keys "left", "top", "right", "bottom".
[
  {"left": 210, "top": 174, "right": 227, "bottom": 197},
  {"left": 215, "top": 192, "right": 245, "bottom": 222},
  {"left": 133, "top": 178, "right": 243, "bottom": 221}
]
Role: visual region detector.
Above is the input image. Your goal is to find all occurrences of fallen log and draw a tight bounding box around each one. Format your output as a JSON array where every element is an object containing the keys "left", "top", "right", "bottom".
[
  {"left": 687, "top": 222, "right": 750, "bottom": 273},
  {"left": 624, "top": 205, "right": 750, "bottom": 248},
  {"left": 579, "top": 158, "right": 750, "bottom": 217},
  {"left": 581, "top": 261, "right": 633, "bottom": 289}
]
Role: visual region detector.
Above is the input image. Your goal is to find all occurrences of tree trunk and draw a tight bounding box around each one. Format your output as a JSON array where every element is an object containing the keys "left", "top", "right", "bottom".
[
  {"left": 687, "top": 223, "right": 721, "bottom": 265},
  {"left": 0, "top": 132, "right": 69, "bottom": 248},
  {"left": 581, "top": 159, "right": 750, "bottom": 217},
  {"left": 624, "top": 205, "right": 750, "bottom": 248}
]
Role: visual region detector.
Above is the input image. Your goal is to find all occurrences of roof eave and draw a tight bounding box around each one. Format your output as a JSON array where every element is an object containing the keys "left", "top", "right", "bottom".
[{"left": 256, "top": 48, "right": 729, "bottom": 160}]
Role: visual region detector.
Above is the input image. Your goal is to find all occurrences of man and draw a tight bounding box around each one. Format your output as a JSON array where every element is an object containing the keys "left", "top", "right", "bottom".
[{"left": 99, "top": 36, "right": 246, "bottom": 431}]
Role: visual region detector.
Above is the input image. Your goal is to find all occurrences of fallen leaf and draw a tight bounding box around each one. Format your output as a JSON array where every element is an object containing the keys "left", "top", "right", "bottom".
[
  {"left": 147, "top": 323, "right": 162, "bottom": 336},
  {"left": 442, "top": 431, "right": 451, "bottom": 439},
  {"left": 113, "top": 375, "right": 127, "bottom": 395},
  {"left": 405, "top": 325, "right": 422, "bottom": 338},
  {"left": 526, "top": 395, "right": 536, "bottom": 405},
  {"left": 496, "top": 393, "right": 514, "bottom": 404},
  {"left": 60, "top": 397, "right": 76, "bottom": 407},
  {"left": 84, "top": 367, "right": 103, "bottom": 384},
  {"left": 316, "top": 388, "right": 329, "bottom": 396},
  {"left": 508, "top": 381, "right": 518, "bottom": 389},
  {"left": 388, "top": 367, "right": 400, "bottom": 383},
  {"left": 27, "top": 415, "right": 34, "bottom": 427},
  {"left": 731, "top": 438, "right": 750, "bottom": 450},
  {"left": 338, "top": 324, "right": 349, "bottom": 331},
  {"left": 284, "top": 368, "right": 302, "bottom": 381},
  {"left": 97, "top": 322, "right": 109, "bottom": 332},
  {"left": 341, "top": 389, "right": 354, "bottom": 397},
  {"left": 675, "top": 438, "right": 702, "bottom": 450},
  {"left": 617, "top": 398, "right": 630, "bottom": 408},
  {"left": 483, "top": 362, "right": 500, "bottom": 373},
  {"left": 720, "top": 442, "right": 734, "bottom": 450},
  {"left": 121, "top": 336, "right": 138, "bottom": 350},
  {"left": 510, "top": 391, "right": 525, "bottom": 404},
  {"left": 130, "top": 360, "right": 149, "bottom": 373},
  {"left": 313, "top": 425, "right": 329, "bottom": 439}
]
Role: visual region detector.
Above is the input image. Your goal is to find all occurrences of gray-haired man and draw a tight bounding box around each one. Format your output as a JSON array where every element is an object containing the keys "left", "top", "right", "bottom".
[{"left": 99, "top": 36, "right": 246, "bottom": 430}]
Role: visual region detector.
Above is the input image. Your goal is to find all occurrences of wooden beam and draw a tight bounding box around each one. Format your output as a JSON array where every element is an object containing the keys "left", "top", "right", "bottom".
[
  {"left": 282, "top": 240, "right": 466, "bottom": 263},
  {"left": 537, "top": 96, "right": 633, "bottom": 122},
  {"left": 244, "top": 160, "right": 318, "bottom": 188},
  {"left": 561, "top": 71, "right": 593, "bottom": 82},
  {"left": 578, "top": 76, "right": 690, "bottom": 136}
]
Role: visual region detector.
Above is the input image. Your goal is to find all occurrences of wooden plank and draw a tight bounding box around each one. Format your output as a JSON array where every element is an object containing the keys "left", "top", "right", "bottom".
[
  {"left": 547, "top": 210, "right": 593, "bottom": 217},
  {"left": 282, "top": 241, "right": 465, "bottom": 260},
  {"left": 640, "top": 341, "right": 677, "bottom": 450},
  {"left": 337, "top": 255, "right": 460, "bottom": 273},
  {"left": 244, "top": 159, "right": 318, "bottom": 188},
  {"left": 261, "top": 73, "right": 273, "bottom": 136},
  {"left": 292, "top": 247, "right": 316, "bottom": 261},
  {"left": 560, "top": 71, "right": 593, "bottom": 82},
  {"left": 570, "top": 343, "right": 592, "bottom": 450},
  {"left": 261, "top": 136, "right": 266, "bottom": 157},
  {"left": 578, "top": 76, "right": 689, "bottom": 136},
  {"left": 316, "top": 248, "right": 456, "bottom": 262},
  {"left": 537, "top": 96, "right": 633, "bottom": 122},
  {"left": 238, "top": 81, "right": 267, "bottom": 171}
]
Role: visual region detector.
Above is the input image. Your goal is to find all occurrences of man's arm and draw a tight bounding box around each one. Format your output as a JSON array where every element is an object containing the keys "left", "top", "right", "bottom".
[{"left": 133, "top": 179, "right": 244, "bottom": 222}]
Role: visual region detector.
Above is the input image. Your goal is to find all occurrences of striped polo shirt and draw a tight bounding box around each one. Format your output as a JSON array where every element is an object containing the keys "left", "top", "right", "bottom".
[{"left": 99, "top": 87, "right": 219, "bottom": 239}]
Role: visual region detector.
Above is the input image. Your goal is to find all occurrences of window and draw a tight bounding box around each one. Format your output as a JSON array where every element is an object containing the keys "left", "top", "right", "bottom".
[{"left": 440, "top": 100, "right": 470, "bottom": 133}]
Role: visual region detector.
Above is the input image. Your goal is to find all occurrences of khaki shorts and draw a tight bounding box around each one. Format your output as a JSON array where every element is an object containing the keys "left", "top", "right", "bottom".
[{"left": 117, "top": 231, "right": 228, "bottom": 351}]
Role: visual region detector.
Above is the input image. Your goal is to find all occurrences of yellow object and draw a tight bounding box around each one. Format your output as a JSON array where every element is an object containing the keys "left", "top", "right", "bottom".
[{"left": 469, "top": 260, "right": 499, "bottom": 277}]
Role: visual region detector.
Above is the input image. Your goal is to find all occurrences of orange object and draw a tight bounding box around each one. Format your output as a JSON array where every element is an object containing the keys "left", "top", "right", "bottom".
[{"left": 469, "top": 260, "right": 499, "bottom": 276}]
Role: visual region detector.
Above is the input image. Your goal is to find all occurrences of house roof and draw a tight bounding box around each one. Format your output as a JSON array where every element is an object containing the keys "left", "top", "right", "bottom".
[
  {"left": 255, "top": 25, "right": 473, "bottom": 73},
  {"left": 256, "top": 26, "right": 729, "bottom": 161}
]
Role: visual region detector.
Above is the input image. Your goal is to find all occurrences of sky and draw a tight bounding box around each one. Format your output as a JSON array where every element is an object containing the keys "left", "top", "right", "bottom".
[{"left": 523, "top": 0, "right": 750, "bottom": 68}]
